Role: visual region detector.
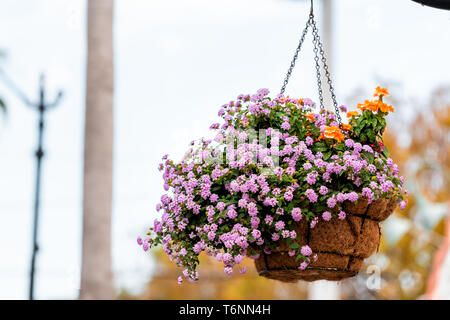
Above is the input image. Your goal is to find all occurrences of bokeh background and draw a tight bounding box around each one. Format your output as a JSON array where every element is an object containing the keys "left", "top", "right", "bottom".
[{"left": 0, "top": 0, "right": 449, "bottom": 300}]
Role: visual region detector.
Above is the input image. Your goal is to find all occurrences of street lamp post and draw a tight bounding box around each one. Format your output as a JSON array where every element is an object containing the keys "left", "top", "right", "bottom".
[
  {"left": 28, "top": 75, "right": 63, "bottom": 300},
  {"left": 0, "top": 70, "right": 62, "bottom": 300}
]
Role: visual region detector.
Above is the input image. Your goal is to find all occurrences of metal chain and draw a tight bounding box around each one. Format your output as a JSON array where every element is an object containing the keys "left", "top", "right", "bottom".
[
  {"left": 279, "top": 1, "right": 343, "bottom": 129},
  {"left": 311, "top": 19, "right": 324, "bottom": 110},
  {"left": 310, "top": 17, "right": 343, "bottom": 128},
  {"left": 280, "top": 16, "right": 312, "bottom": 95}
]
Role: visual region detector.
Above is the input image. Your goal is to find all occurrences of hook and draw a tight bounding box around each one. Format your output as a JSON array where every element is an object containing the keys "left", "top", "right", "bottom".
[{"left": 310, "top": 0, "right": 314, "bottom": 15}]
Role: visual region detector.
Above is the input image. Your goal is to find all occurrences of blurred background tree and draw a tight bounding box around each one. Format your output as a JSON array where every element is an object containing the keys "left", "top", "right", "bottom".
[{"left": 79, "top": 0, "right": 115, "bottom": 300}]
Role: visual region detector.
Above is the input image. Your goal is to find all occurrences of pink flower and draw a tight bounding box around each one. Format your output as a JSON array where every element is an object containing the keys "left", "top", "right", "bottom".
[
  {"left": 299, "top": 262, "right": 308, "bottom": 270},
  {"left": 319, "top": 186, "right": 328, "bottom": 195},
  {"left": 399, "top": 200, "right": 406, "bottom": 210},
  {"left": 275, "top": 221, "right": 285, "bottom": 231},
  {"left": 281, "top": 122, "right": 291, "bottom": 130},
  {"left": 310, "top": 217, "right": 319, "bottom": 228},
  {"left": 322, "top": 211, "right": 332, "bottom": 221},
  {"left": 252, "top": 229, "right": 261, "bottom": 239},
  {"left": 327, "top": 197, "right": 337, "bottom": 208},
  {"left": 301, "top": 245, "right": 312, "bottom": 256},
  {"left": 338, "top": 211, "right": 346, "bottom": 220},
  {"left": 224, "top": 266, "right": 233, "bottom": 275},
  {"left": 305, "top": 189, "right": 318, "bottom": 203},
  {"left": 291, "top": 207, "right": 302, "bottom": 221}
]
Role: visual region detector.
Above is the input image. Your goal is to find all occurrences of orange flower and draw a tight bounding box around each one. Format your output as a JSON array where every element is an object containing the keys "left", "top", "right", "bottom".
[
  {"left": 346, "top": 111, "right": 358, "bottom": 118},
  {"left": 319, "top": 126, "right": 345, "bottom": 142},
  {"left": 305, "top": 113, "right": 315, "bottom": 122},
  {"left": 297, "top": 98, "right": 304, "bottom": 105},
  {"left": 342, "top": 124, "right": 352, "bottom": 131},
  {"left": 357, "top": 100, "right": 378, "bottom": 112},
  {"left": 378, "top": 102, "right": 394, "bottom": 113},
  {"left": 374, "top": 86, "right": 390, "bottom": 98}
]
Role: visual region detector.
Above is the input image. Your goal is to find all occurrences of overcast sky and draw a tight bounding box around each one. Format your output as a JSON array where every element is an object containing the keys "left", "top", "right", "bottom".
[{"left": 0, "top": 0, "right": 449, "bottom": 299}]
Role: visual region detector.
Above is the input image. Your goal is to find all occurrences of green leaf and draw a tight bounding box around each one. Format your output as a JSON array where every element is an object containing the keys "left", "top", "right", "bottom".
[
  {"left": 289, "top": 242, "right": 300, "bottom": 249},
  {"left": 323, "top": 151, "right": 332, "bottom": 161}
]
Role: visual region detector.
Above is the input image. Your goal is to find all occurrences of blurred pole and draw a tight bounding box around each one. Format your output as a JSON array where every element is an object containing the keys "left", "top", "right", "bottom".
[
  {"left": 0, "top": 70, "right": 62, "bottom": 300},
  {"left": 28, "top": 74, "right": 62, "bottom": 300},
  {"left": 308, "top": 0, "right": 340, "bottom": 300},
  {"left": 29, "top": 75, "right": 46, "bottom": 301},
  {"left": 79, "top": 0, "right": 115, "bottom": 300}
]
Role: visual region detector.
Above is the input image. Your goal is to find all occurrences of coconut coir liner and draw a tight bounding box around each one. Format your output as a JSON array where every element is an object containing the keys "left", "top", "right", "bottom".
[{"left": 254, "top": 197, "right": 397, "bottom": 282}]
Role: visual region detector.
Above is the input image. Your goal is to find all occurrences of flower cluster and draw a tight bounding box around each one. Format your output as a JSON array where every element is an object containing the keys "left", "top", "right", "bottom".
[{"left": 138, "top": 87, "right": 407, "bottom": 284}]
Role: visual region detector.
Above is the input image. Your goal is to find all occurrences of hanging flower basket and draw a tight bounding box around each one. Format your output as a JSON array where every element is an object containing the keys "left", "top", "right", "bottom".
[
  {"left": 138, "top": 5, "right": 407, "bottom": 284},
  {"left": 254, "top": 196, "right": 398, "bottom": 282}
]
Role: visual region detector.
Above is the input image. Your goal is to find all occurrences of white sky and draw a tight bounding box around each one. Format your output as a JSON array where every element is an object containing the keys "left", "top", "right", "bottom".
[{"left": 0, "top": 0, "right": 449, "bottom": 299}]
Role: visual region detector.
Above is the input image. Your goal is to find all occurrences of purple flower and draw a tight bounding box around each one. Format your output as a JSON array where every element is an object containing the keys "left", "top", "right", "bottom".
[
  {"left": 299, "top": 262, "right": 308, "bottom": 270},
  {"left": 367, "top": 164, "right": 376, "bottom": 173},
  {"left": 137, "top": 237, "right": 143, "bottom": 245},
  {"left": 354, "top": 143, "right": 362, "bottom": 152},
  {"left": 319, "top": 186, "right": 328, "bottom": 195},
  {"left": 252, "top": 229, "right": 261, "bottom": 239},
  {"left": 275, "top": 221, "right": 285, "bottom": 231},
  {"left": 310, "top": 216, "right": 319, "bottom": 228},
  {"left": 362, "top": 145, "right": 373, "bottom": 153},
  {"left": 226, "top": 207, "right": 237, "bottom": 219},
  {"left": 291, "top": 207, "right": 302, "bottom": 221},
  {"left": 322, "top": 211, "right": 332, "bottom": 221},
  {"left": 247, "top": 202, "right": 258, "bottom": 216},
  {"left": 399, "top": 200, "right": 406, "bottom": 210},
  {"left": 305, "top": 189, "right": 318, "bottom": 203},
  {"left": 216, "top": 202, "right": 226, "bottom": 211},
  {"left": 301, "top": 245, "right": 312, "bottom": 256},
  {"left": 207, "top": 231, "right": 216, "bottom": 241},
  {"left": 306, "top": 171, "right": 318, "bottom": 185},
  {"left": 281, "top": 122, "right": 291, "bottom": 130},
  {"left": 265, "top": 215, "right": 273, "bottom": 225},
  {"left": 238, "top": 198, "right": 247, "bottom": 208},
  {"left": 338, "top": 211, "right": 346, "bottom": 220},
  {"left": 345, "top": 139, "right": 354, "bottom": 148},
  {"left": 336, "top": 193, "right": 346, "bottom": 202},
  {"left": 284, "top": 191, "right": 293, "bottom": 202},
  {"left": 327, "top": 197, "right": 337, "bottom": 208},
  {"left": 224, "top": 266, "right": 233, "bottom": 275},
  {"left": 347, "top": 192, "right": 359, "bottom": 202}
]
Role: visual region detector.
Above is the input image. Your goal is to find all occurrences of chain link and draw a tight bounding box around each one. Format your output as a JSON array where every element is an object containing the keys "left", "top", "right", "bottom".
[
  {"left": 309, "top": 18, "right": 343, "bottom": 128},
  {"left": 280, "top": 16, "right": 312, "bottom": 95},
  {"left": 279, "top": 6, "right": 343, "bottom": 129},
  {"left": 311, "top": 18, "right": 324, "bottom": 110}
]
